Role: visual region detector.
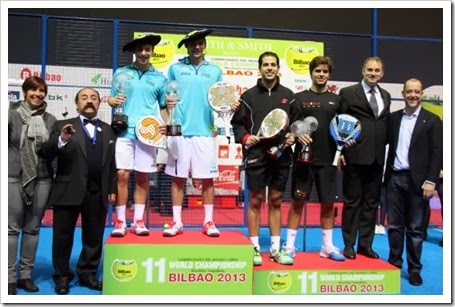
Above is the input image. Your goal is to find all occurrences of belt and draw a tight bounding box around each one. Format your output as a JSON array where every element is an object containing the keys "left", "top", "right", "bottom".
[{"left": 392, "top": 169, "right": 410, "bottom": 174}]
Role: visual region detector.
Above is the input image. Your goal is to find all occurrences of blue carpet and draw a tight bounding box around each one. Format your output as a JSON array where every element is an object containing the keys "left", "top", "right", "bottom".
[{"left": 16, "top": 226, "right": 443, "bottom": 295}]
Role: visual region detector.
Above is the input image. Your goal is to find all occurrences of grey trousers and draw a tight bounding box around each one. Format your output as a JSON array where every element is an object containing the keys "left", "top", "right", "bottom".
[{"left": 8, "top": 177, "right": 51, "bottom": 283}]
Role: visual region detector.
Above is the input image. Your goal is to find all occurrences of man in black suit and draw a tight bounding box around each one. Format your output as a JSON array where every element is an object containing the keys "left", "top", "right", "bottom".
[
  {"left": 338, "top": 57, "right": 391, "bottom": 260},
  {"left": 40, "top": 88, "right": 117, "bottom": 294},
  {"left": 384, "top": 78, "right": 442, "bottom": 286}
]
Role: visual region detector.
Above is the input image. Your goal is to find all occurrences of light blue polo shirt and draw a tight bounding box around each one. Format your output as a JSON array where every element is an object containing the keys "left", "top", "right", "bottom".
[
  {"left": 110, "top": 63, "right": 167, "bottom": 139},
  {"left": 168, "top": 57, "right": 222, "bottom": 136}
]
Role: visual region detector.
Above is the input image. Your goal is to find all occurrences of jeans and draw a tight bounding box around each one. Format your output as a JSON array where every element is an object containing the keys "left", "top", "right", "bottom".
[
  {"left": 386, "top": 172, "right": 426, "bottom": 272},
  {"left": 8, "top": 177, "right": 51, "bottom": 283}
]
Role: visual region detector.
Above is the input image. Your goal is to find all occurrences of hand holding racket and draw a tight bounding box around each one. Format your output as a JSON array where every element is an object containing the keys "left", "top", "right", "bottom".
[
  {"left": 329, "top": 114, "right": 361, "bottom": 166},
  {"left": 208, "top": 81, "right": 239, "bottom": 142},
  {"left": 245, "top": 108, "right": 289, "bottom": 150}
]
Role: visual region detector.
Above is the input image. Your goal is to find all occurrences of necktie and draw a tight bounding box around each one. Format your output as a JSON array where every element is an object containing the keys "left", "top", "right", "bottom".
[
  {"left": 83, "top": 118, "right": 98, "bottom": 125},
  {"left": 369, "top": 88, "right": 379, "bottom": 118}
]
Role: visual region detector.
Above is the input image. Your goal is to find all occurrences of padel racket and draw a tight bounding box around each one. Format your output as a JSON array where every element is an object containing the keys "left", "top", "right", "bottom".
[
  {"left": 208, "top": 81, "right": 239, "bottom": 140},
  {"left": 329, "top": 114, "right": 361, "bottom": 166},
  {"left": 245, "top": 108, "right": 289, "bottom": 149},
  {"left": 135, "top": 115, "right": 166, "bottom": 148}
]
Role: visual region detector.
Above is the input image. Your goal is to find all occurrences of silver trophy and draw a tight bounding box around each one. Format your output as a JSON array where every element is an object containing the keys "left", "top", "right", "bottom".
[
  {"left": 297, "top": 116, "right": 318, "bottom": 164},
  {"left": 165, "top": 81, "right": 183, "bottom": 136},
  {"left": 111, "top": 72, "right": 131, "bottom": 130}
]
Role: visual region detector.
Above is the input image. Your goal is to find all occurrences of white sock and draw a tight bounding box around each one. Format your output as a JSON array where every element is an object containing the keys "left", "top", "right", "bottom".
[
  {"left": 173, "top": 206, "right": 182, "bottom": 224},
  {"left": 133, "top": 204, "right": 145, "bottom": 221},
  {"left": 203, "top": 204, "right": 214, "bottom": 224},
  {"left": 322, "top": 229, "right": 333, "bottom": 247},
  {"left": 250, "top": 236, "right": 260, "bottom": 250},
  {"left": 271, "top": 236, "right": 281, "bottom": 251},
  {"left": 286, "top": 229, "right": 298, "bottom": 249},
  {"left": 116, "top": 205, "right": 126, "bottom": 222}
]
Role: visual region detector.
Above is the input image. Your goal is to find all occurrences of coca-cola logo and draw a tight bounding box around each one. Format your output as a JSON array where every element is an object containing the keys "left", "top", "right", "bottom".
[{"left": 218, "top": 170, "right": 236, "bottom": 182}]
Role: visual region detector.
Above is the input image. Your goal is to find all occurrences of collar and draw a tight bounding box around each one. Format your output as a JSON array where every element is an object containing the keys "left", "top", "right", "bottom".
[
  {"left": 361, "top": 80, "right": 379, "bottom": 94},
  {"left": 179, "top": 56, "right": 209, "bottom": 66},
  {"left": 128, "top": 62, "right": 155, "bottom": 73},
  {"left": 79, "top": 115, "right": 99, "bottom": 122},
  {"left": 403, "top": 105, "right": 421, "bottom": 118},
  {"left": 257, "top": 77, "right": 281, "bottom": 92}
]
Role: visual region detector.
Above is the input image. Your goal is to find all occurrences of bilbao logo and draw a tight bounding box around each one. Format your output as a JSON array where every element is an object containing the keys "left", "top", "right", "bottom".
[
  {"left": 285, "top": 46, "right": 319, "bottom": 76},
  {"left": 151, "top": 39, "right": 176, "bottom": 68}
]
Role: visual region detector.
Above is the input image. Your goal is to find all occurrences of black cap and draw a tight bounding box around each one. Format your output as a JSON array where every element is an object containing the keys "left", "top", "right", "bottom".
[
  {"left": 123, "top": 34, "right": 162, "bottom": 52},
  {"left": 177, "top": 29, "right": 213, "bottom": 49}
]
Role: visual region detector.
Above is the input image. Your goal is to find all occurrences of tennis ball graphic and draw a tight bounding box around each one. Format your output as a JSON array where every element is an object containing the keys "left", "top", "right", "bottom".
[
  {"left": 268, "top": 271, "right": 292, "bottom": 293},
  {"left": 111, "top": 259, "right": 137, "bottom": 282},
  {"left": 152, "top": 39, "right": 175, "bottom": 68},
  {"left": 285, "top": 46, "right": 319, "bottom": 75}
]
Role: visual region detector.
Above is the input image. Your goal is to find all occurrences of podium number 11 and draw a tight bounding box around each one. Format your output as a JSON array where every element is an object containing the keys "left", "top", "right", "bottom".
[
  {"left": 298, "top": 272, "right": 318, "bottom": 294},
  {"left": 142, "top": 258, "right": 166, "bottom": 283}
]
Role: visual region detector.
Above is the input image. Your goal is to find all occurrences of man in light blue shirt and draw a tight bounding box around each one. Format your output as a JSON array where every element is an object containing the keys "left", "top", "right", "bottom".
[
  {"left": 163, "top": 29, "right": 238, "bottom": 237},
  {"left": 383, "top": 78, "right": 442, "bottom": 287},
  {"left": 108, "top": 34, "right": 167, "bottom": 237}
]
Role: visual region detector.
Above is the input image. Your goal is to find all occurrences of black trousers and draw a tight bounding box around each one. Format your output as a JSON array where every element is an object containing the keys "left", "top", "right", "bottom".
[
  {"left": 341, "top": 162, "right": 383, "bottom": 249},
  {"left": 52, "top": 190, "right": 107, "bottom": 282}
]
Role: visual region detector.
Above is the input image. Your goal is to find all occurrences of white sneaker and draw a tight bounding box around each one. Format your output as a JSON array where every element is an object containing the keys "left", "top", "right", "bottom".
[
  {"left": 202, "top": 221, "right": 220, "bottom": 237},
  {"left": 282, "top": 243, "right": 296, "bottom": 259},
  {"left": 111, "top": 220, "right": 127, "bottom": 237},
  {"left": 320, "top": 245, "right": 346, "bottom": 261},
  {"left": 163, "top": 222, "right": 184, "bottom": 237},
  {"left": 375, "top": 225, "right": 386, "bottom": 235},
  {"left": 131, "top": 220, "right": 149, "bottom": 236}
]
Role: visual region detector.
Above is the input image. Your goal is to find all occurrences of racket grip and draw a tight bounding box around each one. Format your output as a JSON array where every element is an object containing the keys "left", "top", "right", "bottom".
[
  {"left": 332, "top": 150, "right": 341, "bottom": 166},
  {"left": 223, "top": 117, "right": 231, "bottom": 138}
]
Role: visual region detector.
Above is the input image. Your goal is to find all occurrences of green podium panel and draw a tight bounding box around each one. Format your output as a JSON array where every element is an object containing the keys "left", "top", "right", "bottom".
[
  {"left": 103, "top": 230, "right": 253, "bottom": 295},
  {"left": 253, "top": 252, "right": 400, "bottom": 295}
]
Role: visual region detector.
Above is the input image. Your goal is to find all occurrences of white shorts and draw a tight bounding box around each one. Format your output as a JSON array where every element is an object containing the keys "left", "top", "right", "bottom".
[
  {"left": 115, "top": 137, "right": 158, "bottom": 173},
  {"left": 165, "top": 136, "right": 219, "bottom": 179}
]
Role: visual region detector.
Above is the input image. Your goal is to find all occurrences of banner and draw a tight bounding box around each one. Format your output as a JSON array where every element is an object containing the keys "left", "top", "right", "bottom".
[{"left": 253, "top": 269, "right": 400, "bottom": 295}]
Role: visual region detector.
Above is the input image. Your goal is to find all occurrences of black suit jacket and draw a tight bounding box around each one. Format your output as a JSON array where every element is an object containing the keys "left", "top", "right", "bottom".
[
  {"left": 339, "top": 82, "right": 391, "bottom": 165},
  {"left": 384, "top": 108, "right": 442, "bottom": 193},
  {"left": 40, "top": 117, "right": 117, "bottom": 206}
]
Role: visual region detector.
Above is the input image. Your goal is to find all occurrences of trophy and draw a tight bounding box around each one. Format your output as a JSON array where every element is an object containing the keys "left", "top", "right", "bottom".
[
  {"left": 297, "top": 116, "right": 319, "bottom": 164},
  {"left": 111, "top": 72, "right": 131, "bottom": 130},
  {"left": 165, "top": 80, "right": 183, "bottom": 136}
]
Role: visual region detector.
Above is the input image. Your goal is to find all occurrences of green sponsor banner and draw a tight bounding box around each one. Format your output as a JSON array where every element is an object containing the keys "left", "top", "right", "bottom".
[
  {"left": 254, "top": 270, "right": 400, "bottom": 295},
  {"left": 103, "top": 243, "right": 253, "bottom": 295},
  {"left": 134, "top": 32, "right": 323, "bottom": 77}
]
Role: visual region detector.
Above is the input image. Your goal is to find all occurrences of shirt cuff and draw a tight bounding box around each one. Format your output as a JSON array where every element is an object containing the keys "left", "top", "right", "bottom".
[
  {"left": 421, "top": 180, "right": 436, "bottom": 188},
  {"left": 58, "top": 136, "right": 68, "bottom": 148}
]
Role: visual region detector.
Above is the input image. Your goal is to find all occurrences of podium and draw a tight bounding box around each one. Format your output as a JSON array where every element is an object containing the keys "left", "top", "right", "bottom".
[
  {"left": 253, "top": 252, "right": 400, "bottom": 294},
  {"left": 102, "top": 230, "right": 253, "bottom": 295}
]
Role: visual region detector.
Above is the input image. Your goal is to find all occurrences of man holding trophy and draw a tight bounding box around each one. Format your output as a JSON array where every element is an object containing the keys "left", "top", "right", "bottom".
[
  {"left": 284, "top": 56, "right": 346, "bottom": 262},
  {"left": 231, "top": 52, "right": 299, "bottom": 266},
  {"left": 108, "top": 34, "right": 168, "bottom": 237},
  {"left": 163, "top": 29, "right": 239, "bottom": 237}
]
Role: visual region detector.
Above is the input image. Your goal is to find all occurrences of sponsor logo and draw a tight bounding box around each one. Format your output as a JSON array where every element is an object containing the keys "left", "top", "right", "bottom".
[
  {"left": 47, "top": 94, "right": 68, "bottom": 101},
  {"left": 327, "top": 84, "right": 339, "bottom": 93},
  {"left": 111, "top": 259, "right": 137, "bottom": 282},
  {"left": 91, "top": 73, "right": 112, "bottom": 86},
  {"left": 8, "top": 91, "right": 20, "bottom": 101},
  {"left": 150, "top": 39, "right": 175, "bottom": 68},
  {"left": 268, "top": 272, "right": 292, "bottom": 294},
  {"left": 281, "top": 98, "right": 288, "bottom": 104},
  {"left": 20, "top": 67, "right": 63, "bottom": 82}
]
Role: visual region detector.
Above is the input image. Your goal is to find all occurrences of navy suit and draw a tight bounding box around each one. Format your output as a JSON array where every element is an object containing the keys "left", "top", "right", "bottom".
[{"left": 384, "top": 108, "right": 442, "bottom": 272}]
